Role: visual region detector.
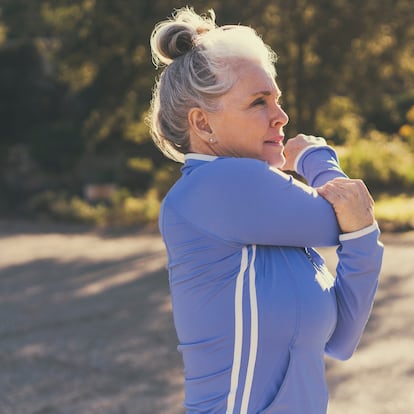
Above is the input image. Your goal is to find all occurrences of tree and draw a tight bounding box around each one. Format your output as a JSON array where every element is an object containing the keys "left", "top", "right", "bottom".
[
  {"left": 256, "top": 0, "right": 414, "bottom": 136},
  {"left": 0, "top": 0, "right": 412, "bottom": 214}
]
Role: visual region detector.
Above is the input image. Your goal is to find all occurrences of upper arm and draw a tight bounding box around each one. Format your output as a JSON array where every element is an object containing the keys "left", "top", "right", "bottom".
[{"left": 174, "top": 159, "right": 340, "bottom": 247}]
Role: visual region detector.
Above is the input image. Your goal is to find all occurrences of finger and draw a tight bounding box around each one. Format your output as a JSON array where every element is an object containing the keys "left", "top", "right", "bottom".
[
  {"left": 317, "top": 185, "right": 345, "bottom": 204},
  {"left": 330, "top": 179, "right": 374, "bottom": 204}
]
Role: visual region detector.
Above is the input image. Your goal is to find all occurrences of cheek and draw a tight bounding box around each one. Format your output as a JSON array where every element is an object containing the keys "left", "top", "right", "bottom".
[
  {"left": 211, "top": 116, "right": 235, "bottom": 139},
  {"left": 248, "top": 115, "right": 269, "bottom": 140},
  {"left": 215, "top": 112, "right": 268, "bottom": 146},
  {"left": 252, "top": 110, "right": 270, "bottom": 128},
  {"left": 241, "top": 110, "right": 266, "bottom": 128}
]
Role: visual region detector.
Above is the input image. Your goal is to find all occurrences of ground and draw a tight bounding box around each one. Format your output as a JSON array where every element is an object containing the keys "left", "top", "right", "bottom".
[{"left": 0, "top": 220, "right": 413, "bottom": 414}]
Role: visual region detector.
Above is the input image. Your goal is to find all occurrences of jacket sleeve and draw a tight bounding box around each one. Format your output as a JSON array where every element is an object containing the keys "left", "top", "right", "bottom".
[
  {"left": 295, "top": 145, "right": 348, "bottom": 187},
  {"left": 325, "top": 225, "right": 384, "bottom": 360},
  {"left": 174, "top": 148, "right": 347, "bottom": 247}
]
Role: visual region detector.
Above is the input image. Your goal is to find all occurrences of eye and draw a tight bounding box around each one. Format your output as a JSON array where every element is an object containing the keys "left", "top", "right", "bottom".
[{"left": 252, "top": 97, "right": 266, "bottom": 106}]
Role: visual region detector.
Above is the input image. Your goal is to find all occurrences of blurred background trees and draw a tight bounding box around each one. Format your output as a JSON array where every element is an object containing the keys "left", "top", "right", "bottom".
[{"left": 0, "top": 0, "right": 413, "bottom": 226}]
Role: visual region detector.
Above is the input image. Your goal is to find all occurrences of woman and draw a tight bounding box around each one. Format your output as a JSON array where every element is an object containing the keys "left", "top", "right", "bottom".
[{"left": 148, "top": 7, "right": 383, "bottom": 414}]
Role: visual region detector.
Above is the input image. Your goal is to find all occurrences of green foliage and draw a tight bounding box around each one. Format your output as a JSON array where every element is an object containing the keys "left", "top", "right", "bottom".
[
  {"left": 0, "top": 0, "right": 413, "bottom": 227},
  {"left": 398, "top": 105, "right": 414, "bottom": 149},
  {"left": 30, "top": 122, "right": 84, "bottom": 174},
  {"left": 257, "top": 0, "right": 414, "bottom": 135},
  {"left": 0, "top": 41, "right": 62, "bottom": 149},
  {"left": 151, "top": 163, "right": 182, "bottom": 199},
  {"left": 108, "top": 188, "right": 160, "bottom": 225},
  {"left": 375, "top": 194, "right": 414, "bottom": 232},
  {"left": 29, "top": 190, "right": 108, "bottom": 225},
  {"left": 29, "top": 188, "right": 161, "bottom": 226},
  {"left": 316, "top": 96, "right": 363, "bottom": 144},
  {"left": 339, "top": 132, "right": 414, "bottom": 191}
]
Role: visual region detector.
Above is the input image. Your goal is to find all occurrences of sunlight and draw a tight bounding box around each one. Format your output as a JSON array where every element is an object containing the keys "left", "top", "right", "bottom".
[
  {"left": 17, "top": 343, "right": 48, "bottom": 358},
  {"left": 73, "top": 256, "right": 165, "bottom": 298},
  {"left": 315, "top": 266, "right": 335, "bottom": 291}
]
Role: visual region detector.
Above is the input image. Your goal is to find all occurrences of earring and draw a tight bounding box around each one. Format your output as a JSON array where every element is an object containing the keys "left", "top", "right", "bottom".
[{"left": 209, "top": 137, "right": 215, "bottom": 143}]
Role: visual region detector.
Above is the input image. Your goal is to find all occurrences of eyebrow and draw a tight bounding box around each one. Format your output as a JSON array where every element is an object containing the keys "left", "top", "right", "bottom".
[{"left": 250, "top": 89, "right": 282, "bottom": 99}]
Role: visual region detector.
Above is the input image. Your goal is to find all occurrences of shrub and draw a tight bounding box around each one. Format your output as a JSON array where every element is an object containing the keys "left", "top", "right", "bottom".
[
  {"left": 29, "top": 191, "right": 108, "bottom": 225},
  {"left": 28, "top": 188, "right": 161, "bottom": 227},
  {"left": 375, "top": 194, "right": 414, "bottom": 232},
  {"left": 338, "top": 131, "right": 414, "bottom": 191},
  {"left": 316, "top": 96, "right": 363, "bottom": 145}
]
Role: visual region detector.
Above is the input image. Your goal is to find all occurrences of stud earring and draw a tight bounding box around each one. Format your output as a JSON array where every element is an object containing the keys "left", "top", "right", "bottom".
[{"left": 209, "top": 137, "right": 215, "bottom": 143}]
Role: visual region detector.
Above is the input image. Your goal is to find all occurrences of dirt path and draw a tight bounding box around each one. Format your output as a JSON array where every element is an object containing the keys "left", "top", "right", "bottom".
[{"left": 0, "top": 220, "right": 413, "bottom": 414}]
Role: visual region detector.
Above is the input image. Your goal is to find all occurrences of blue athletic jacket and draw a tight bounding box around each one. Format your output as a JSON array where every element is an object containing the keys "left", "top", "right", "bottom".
[{"left": 159, "top": 146, "right": 383, "bottom": 413}]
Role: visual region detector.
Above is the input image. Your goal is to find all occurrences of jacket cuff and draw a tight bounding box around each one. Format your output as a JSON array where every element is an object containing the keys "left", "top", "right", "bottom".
[{"left": 339, "top": 222, "right": 380, "bottom": 242}]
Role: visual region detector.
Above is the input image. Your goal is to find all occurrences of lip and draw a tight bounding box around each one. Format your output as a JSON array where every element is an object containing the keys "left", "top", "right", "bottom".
[{"left": 264, "top": 136, "right": 284, "bottom": 145}]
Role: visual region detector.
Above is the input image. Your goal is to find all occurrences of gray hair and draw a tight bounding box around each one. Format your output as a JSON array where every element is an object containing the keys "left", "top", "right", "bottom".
[{"left": 148, "top": 7, "right": 277, "bottom": 162}]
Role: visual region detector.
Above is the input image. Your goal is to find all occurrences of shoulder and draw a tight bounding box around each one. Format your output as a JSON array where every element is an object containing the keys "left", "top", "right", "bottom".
[
  {"left": 185, "top": 157, "right": 290, "bottom": 195},
  {"left": 211, "top": 158, "right": 294, "bottom": 191},
  {"left": 164, "top": 156, "right": 292, "bottom": 209},
  {"left": 183, "top": 157, "right": 291, "bottom": 199},
  {"left": 197, "top": 157, "right": 281, "bottom": 182}
]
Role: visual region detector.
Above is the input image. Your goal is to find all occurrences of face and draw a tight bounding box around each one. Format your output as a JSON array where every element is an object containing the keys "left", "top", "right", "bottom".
[{"left": 204, "top": 60, "right": 289, "bottom": 168}]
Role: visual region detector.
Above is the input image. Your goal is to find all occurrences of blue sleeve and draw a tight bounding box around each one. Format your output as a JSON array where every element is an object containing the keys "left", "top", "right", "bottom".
[
  {"left": 295, "top": 146, "right": 348, "bottom": 187},
  {"left": 325, "top": 226, "right": 384, "bottom": 360},
  {"left": 173, "top": 155, "right": 343, "bottom": 247}
]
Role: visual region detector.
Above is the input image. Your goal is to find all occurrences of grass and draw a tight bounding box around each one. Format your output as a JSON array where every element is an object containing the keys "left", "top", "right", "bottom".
[{"left": 375, "top": 193, "right": 414, "bottom": 232}]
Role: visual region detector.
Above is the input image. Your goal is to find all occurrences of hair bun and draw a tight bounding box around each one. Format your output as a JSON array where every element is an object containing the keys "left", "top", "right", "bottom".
[
  {"left": 150, "top": 7, "right": 216, "bottom": 67},
  {"left": 155, "top": 23, "right": 196, "bottom": 65}
]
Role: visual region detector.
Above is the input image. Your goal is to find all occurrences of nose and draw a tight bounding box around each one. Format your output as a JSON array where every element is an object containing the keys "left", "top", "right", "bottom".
[{"left": 270, "top": 104, "right": 289, "bottom": 128}]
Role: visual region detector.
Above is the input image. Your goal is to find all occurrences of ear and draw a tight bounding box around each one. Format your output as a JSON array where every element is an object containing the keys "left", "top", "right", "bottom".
[{"left": 188, "top": 107, "right": 214, "bottom": 141}]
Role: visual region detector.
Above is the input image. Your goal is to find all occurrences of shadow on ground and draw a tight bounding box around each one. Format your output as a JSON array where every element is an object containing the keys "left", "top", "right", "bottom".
[
  {"left": 1, "top": 224, "right": 414, "bottom": 414},
  {"left": 0, "top": 249, "right": 183, "bottom": 414}
]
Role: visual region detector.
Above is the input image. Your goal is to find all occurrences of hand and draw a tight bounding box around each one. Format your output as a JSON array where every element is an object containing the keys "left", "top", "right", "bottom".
[
  {"left": 317, "top": 177, "right": 375, "bottom": 233},
  {"left": 282, "top": 134, "right": 327, "bottom": 171}
]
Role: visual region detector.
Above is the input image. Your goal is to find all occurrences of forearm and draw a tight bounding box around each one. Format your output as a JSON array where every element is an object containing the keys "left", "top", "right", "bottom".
[
  {"left": 295, "top": 146, "right": 348, "bottom": 187},
  {"left": 325, "top": 224, "right": 384, "bottom": 360}
]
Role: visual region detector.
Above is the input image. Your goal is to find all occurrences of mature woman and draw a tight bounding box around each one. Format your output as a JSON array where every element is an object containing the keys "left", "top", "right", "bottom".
[{"left": 148, "top": 7, "right": 383, "bottom": 414}]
